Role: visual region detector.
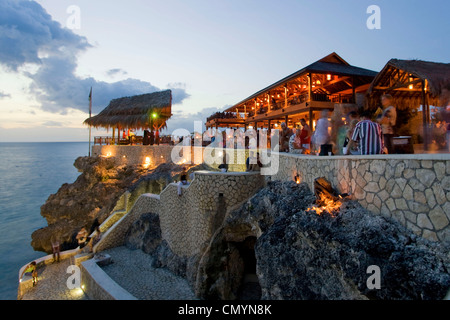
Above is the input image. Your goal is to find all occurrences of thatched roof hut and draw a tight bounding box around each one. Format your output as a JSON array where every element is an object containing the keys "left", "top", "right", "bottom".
[
  {"left": 366, "top": 58, "right": 450, "bottom": 150},
  {"left": 366, "top": 59, "right": 450, "bottom": 110},
  {"left": 84, "top": 90, "right": 172, "bottom": 131}
]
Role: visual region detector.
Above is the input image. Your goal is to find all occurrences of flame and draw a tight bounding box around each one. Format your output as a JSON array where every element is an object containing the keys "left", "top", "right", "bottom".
[
  {"left": 307, "top": 193, "right": 342, "bottom": 217},
  {"left": 143, "top": 156, "right": 151, "bottom": 168}
]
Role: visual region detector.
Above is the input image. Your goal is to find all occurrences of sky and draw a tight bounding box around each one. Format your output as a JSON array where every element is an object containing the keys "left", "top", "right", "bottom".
[{"left": 0, "top": 0, "right": 449, "bottom": 142}]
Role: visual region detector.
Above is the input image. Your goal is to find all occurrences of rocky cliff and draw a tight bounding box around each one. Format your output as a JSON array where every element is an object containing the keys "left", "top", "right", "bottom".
[
  {"left": 31, "top": 156, "right": 203, "bottom": 253},
  {"left": 125, "top": 180, "right": 450, "bottom": 300}
]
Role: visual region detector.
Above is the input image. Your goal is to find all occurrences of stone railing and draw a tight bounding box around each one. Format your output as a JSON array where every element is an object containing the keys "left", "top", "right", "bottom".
[
  {"left": 271, "top": 152, "right": 450, "bottom": 242},
  {"left": 91, "top": 144, "right": 174, "bottom": 167},
  {"left": 91, "top": 145, "right": 250, "bottom": 172}
]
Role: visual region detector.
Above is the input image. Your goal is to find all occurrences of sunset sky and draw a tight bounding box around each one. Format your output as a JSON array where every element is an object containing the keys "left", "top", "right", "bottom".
[{"left": 1, "top": 0, "right": 449, "bottom": 142}]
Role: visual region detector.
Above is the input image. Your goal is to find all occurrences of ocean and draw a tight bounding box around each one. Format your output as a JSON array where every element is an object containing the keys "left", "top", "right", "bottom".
[{"left": 0, "top": 142, "right": 89, "bottom": 300}]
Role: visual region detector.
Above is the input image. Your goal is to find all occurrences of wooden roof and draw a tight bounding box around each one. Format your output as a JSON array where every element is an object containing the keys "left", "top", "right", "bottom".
[
  {"left": 367, "top": 59, "right": 450, "bottom": 97},
  {"left": 366, "top": 59, "right": 450, "bottom": 109},
  {"left": 84, "top": 90, "right": 172, "bottom": 130},
  {"left": 225, "top": 52, "right": 377, "bottom": 113}
]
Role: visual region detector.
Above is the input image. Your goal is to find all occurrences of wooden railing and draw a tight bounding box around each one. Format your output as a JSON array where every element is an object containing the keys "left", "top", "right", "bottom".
[{"left": 94, "top": 136, "right": 143, "bottom": 145}]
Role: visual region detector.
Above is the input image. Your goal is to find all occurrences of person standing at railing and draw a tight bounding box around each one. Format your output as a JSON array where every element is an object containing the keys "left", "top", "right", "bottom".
[
  {"left": 20, "top": 261, "right": 38, "bottom": 287},
  {"left": 289, "top": 128, "right": 303, "bottom": 154},
  {"left": 346, "top": 109, "right": 384, "bottom": 155},
  {"left": 377, "top": 94, "right": 397, "bottom": 154},
  {"left": 312, "top": 110, "right": 331, "bottom": 155},
  {"left": 177, "top": 167, "right": 189, "bottom": 196},
  {"left": 51, "top": 236, "right": 60, "bottom": 263},
  {"left": 299, "top": 118, "right": 311, "bottom": 154},
  {"left": 439, "top": 87, "right": 450, "bottom": 152},
  {"left": 280, "top": 122, "right": 293, "bottom": 152}
]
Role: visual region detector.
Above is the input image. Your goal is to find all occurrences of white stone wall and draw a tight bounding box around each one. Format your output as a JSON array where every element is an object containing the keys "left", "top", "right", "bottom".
[
  {"left": 271, "top": 153, "right": 450, "bottom": 242},
  {"left": 91, "top": 145, "right": 250, "bottom": 171},
  {"left": 92, "top": 145, "right": 174, "bottom": 167},
  {"left": 158, "top": 171, "right": 264, "bottom": 257}
]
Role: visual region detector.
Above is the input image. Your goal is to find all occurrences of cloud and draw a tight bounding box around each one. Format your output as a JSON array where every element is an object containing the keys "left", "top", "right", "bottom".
[
  {"left": 162, "top": 106, "right": 224, "bottom": 134},
  {"left": 0, "top": 0, "right": 91, "bottom": 71},
  {"left": 0, "top": 0, "right": 189, "bottom": 115},
  {"left": 106, "top": 68, "right": 128, "bottom": 77},
  {"left": 42, "top": 120, "right": 64, "bottom": 127},
  {"left": 167, "top": 83, "right": 191, "bottom": 105},
  {"left": 0, "top": 91, "right": 11, "bottom": 99}
]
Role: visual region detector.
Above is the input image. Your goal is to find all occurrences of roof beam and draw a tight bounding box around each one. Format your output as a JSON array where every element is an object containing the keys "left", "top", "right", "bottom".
[{"left": 373, "top": 78, "right": 422, "bottom": 92}]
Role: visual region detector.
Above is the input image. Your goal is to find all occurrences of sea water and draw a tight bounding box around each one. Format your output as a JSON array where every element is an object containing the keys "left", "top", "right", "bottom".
[{"left": 0, "top": 142, "right": 88, "bottom": 300}]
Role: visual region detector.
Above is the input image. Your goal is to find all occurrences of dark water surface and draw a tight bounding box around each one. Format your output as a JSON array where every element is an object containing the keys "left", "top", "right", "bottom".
[{"left": 0, "top": 142, "right": 88, "bottom": 300}]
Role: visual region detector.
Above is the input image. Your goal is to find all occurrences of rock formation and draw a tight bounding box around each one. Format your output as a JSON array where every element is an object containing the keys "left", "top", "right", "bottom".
[
  {"left": 125, "top": 180, "right": 450, "bottom": 300},
  {"left": 31, "top": 156, "right": 210, "bottom": 254}
]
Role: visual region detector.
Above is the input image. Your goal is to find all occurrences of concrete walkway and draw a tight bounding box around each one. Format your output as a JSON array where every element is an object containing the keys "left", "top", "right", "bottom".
[
  {"left": 101, "top": 246, "right": 197, "bottom": 300},
  {"left": 19, "top": 258, "right": 88, "bottom": 300},
  {"left": 18, "top": 246, "right": 197, "bottom": 300}
]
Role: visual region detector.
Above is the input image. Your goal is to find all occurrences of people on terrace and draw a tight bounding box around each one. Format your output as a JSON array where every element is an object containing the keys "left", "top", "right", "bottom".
[
  {"left": 312, "top": 110, "right": 331, "bottom": 154},
  {"left": 439, "top": 87, "right": 450, "bottom": 152},
  {"left": 279, "top": 122, "right": 293, "bottom": 152},
  {"left": 20, "top": 261, "right": 38, "bottom": 286},
  {"left": 343, "top": 119, "right": 360, "bottom": 155},
  {"left": 218, "top": 154, "right": 229, "bottom": 172},
  {"left": 299, "top": 118, "right": 311, "bottom": 154},
  {"left": 345, "top": 109, "right": 384, "bottom": 155},
  {"left": 246, "top": 152, "right": 262, "bottom": 172},
  {"left": 377, "top": 94, "right": 397, "bottom": 154},
  {"left": 76, "top": 227, "right": 89, "bottom": 252},
  {"left": 177, "top": 167, "right": 189, "bottom": 196},
  {"left": 289, "top": 128, "right": 303, "bottom": 154},
  {"left": 51, "top": 236, "right": 60, "bottom": 263}
]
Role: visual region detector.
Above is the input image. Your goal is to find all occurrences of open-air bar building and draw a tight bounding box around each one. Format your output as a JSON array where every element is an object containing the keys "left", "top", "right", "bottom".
[{"left": 206, "top": 52, "right": 377, "bottom": 133}]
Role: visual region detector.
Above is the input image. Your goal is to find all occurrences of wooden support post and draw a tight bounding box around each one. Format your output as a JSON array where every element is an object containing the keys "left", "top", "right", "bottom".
[
  {"left": 422, "top": 80, "right": 428, "bottom": 151},
  {"left": 308, "top": 73, "right": 312, "bottom": 102},
  {"left": 112, "top": 127, "right": 115, "bottom": 145},
  {"left": 352, "top": 76, "right": 356, "bottom": 104},
  {"left": 284, "top": 85, "right": 288, "bottom": 108}
]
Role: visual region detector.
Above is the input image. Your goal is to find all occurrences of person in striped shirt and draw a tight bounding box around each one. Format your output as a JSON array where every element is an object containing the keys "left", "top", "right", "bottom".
[{"left": 345, "top": 109, "right": 384, "bottom": 155}]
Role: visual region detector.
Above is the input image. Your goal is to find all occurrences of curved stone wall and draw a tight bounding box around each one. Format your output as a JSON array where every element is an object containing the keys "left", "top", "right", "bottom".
[{"left": 158, "top": 171, "right": 265, "bottom": 257}]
